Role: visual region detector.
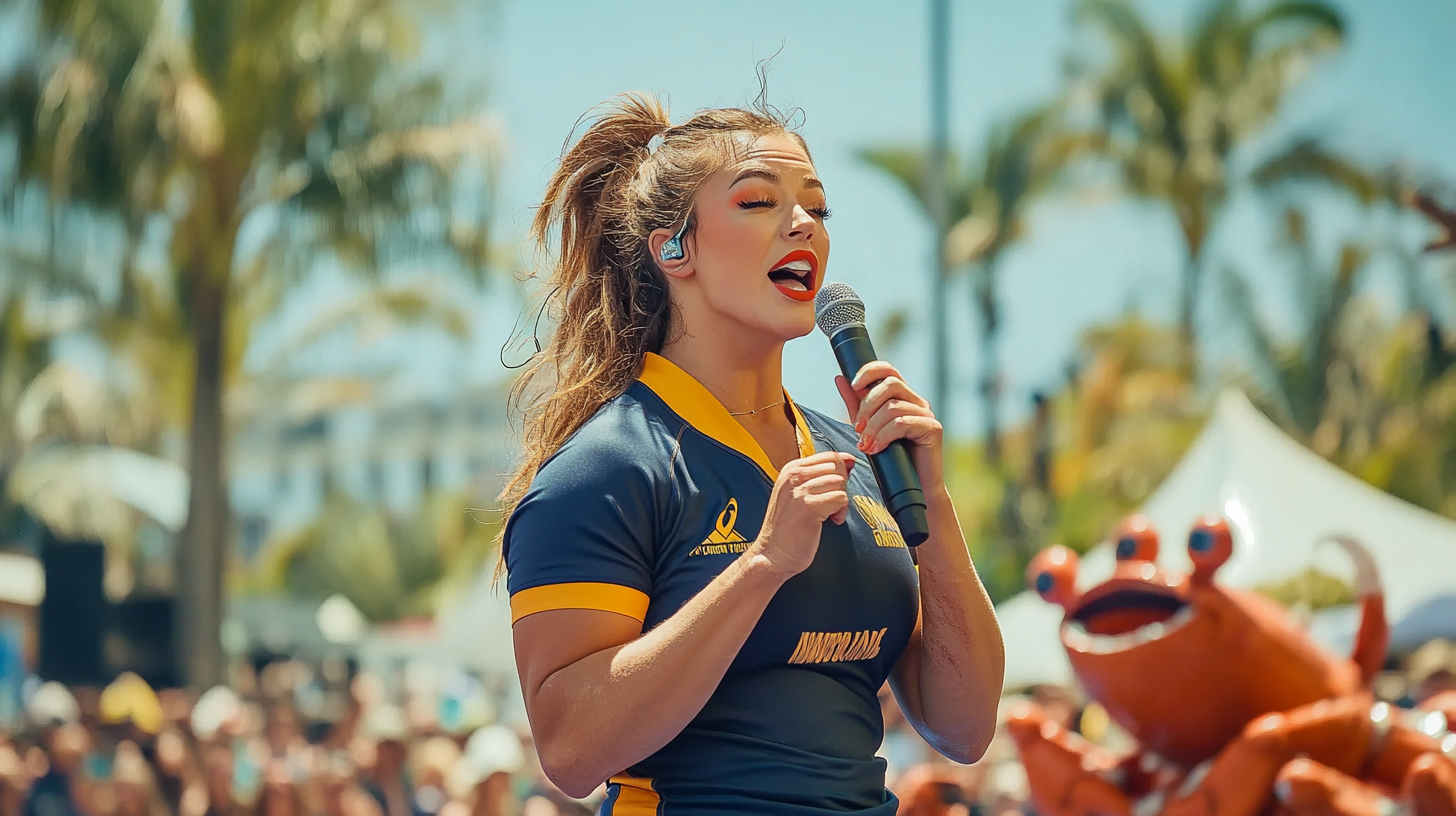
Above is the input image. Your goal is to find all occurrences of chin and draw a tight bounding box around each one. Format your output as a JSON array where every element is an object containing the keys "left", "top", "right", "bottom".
[{"left": 767, "top": 309, "right": 817, "bottom": 342}]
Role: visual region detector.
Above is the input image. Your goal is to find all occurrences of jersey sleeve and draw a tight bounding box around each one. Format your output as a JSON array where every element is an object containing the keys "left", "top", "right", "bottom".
[{"left": 503, "top": 434, "right": 661, "bottom": 626}]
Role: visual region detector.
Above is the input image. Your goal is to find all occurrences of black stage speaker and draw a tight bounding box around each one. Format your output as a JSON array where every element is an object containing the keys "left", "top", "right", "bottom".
[
  {"left": 37, "top": 535, "right": 107, "bottom": 686},
  {"left": 107, "top": 596, "right": 178, "bottom": 689}
]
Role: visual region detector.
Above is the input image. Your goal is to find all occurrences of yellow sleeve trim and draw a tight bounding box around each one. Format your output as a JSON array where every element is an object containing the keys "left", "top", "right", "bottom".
[{"left": 509, "top": 582, "right": 650, "bottom": 624}]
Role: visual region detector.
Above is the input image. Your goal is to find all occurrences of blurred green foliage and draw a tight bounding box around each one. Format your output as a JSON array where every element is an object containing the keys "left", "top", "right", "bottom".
[
  {"left": 1254, "top": 567, "right": 1358, "bottom": 610},
  {"left": 238, "top": 490, "right": 500, "bottom": 624}
]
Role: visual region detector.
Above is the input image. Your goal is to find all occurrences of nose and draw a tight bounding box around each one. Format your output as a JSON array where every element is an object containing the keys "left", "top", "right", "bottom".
[{"left": 785, "top": 205, "right": 816, "bottom": 242}]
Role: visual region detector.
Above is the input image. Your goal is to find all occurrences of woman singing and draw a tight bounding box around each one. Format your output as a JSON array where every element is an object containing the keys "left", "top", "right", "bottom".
[{"left": 499, "top": 91, "right": 1005, "bottom": 815}]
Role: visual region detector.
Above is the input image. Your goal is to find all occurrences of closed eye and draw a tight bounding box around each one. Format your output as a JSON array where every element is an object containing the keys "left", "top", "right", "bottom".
[{"left": 737, "top": 198, "right": 833, "bottom": 220}]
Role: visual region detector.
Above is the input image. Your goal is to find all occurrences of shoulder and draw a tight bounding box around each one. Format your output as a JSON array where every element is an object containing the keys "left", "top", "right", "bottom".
[
  {"left": 503, "top": 387, "right": 681, "bottom": 590},
  {"left": 528, "top": 385, "right": 683, "bottom": 495}
]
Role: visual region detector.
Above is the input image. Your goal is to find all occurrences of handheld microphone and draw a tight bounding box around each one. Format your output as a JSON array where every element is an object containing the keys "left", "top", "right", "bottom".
[{"left": 815, "top": 282, "right": 930, "bottom": 547}]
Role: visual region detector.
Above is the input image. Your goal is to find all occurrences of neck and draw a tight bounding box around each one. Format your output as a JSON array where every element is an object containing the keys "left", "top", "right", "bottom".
[{"left": 658, "top": 331, "right": 788, "bottom": 421}]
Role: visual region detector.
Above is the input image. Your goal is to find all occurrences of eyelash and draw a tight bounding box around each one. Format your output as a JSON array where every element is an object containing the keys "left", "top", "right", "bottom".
[{"left": 737, "top": 198, "right": 833, "bottom": 220}]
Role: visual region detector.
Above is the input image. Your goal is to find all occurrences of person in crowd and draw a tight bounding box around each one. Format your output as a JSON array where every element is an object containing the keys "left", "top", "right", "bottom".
[
  {"left": 251, "top": 759, "right": 305, "bottom": 816},
  {"left": 24, "top": 720, "right": 89, "bottom": 816},
  {"left": 109, "top": 742, "right": 170, "bottom": 816},
  {"left": 199, "top": 742, "right": 237, "bottom": 816},
  {"left": 358, "top": 707, "right": 422, "bottom": 816},
  {"left": 453, "top": 726, "right": 525, "bottom": 816},
  {"left": 407, "top": 737, "right": 457, "bottom": 816},
  {"left": 1, "top": 739, "right": 29, "bottom": 816},
  {"left": 1409, "top": 639, "right": 1456, "bottom": 704},
  {"left": 319, "top": 752, "right": 385, "bottom": 816},
  {"left": 499, "top": 88, "right": 1005, "bottom": 815},
  {"left": 891, "top": 765, "right": 973, "bottom": 816}
]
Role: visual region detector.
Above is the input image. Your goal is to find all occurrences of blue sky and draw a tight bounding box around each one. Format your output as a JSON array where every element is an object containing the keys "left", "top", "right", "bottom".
[{"left": 400, "top": 0, "right": 1456, "bottom": 439}]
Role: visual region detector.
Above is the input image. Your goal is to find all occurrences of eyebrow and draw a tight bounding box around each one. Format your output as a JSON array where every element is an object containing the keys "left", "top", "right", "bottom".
[{"left": 729, "top": 168, "right": 824, "bottom": 191}]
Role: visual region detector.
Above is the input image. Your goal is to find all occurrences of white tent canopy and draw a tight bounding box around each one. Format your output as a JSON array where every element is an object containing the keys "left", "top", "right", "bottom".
[{"left": 997, "top": 389, "right": 1456, "bottom": 690}]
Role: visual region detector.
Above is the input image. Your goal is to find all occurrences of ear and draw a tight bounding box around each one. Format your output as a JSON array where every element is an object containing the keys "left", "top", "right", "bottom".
[{"left": 648, "top": 226, "right": 694, "bottom": 280}]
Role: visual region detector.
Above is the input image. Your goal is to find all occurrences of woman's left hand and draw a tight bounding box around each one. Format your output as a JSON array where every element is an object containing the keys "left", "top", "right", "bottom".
[{"left": 835, "top": 361, "right": 944, "bottom": 494}]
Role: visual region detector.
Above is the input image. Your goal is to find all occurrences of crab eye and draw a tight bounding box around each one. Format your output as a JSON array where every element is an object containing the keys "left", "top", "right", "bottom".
[
  {"left": 1113, "top": 516, "right": 1159, "bottom": 563},
  {"left": 1034, "top": 572, "right": 1055, "bottom": 594},
  {"left": 1027, "top": 545, "right": 1079, "bottom": 611},
  {"left": 1189, "top": 516, "right": 1232, "bottom": 582}
]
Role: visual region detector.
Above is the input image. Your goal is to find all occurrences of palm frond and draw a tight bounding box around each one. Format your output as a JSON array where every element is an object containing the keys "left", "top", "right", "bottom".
[
  {"left": 1242, "top": 1, "right": 1345, "bottom": 46},
  {"left": 246, "top": 490, "right": 496, "bottom": 623},
  {"left": 1190, "top": 0, "right": 1242, "bottom": 89},
  {"left": 9, "top": 444, "right": 188, "bottom": 544},
  {"left": 1252, "top": 138, "right": 1401, "bottom": 205},
  {"left": 1218, "top": 262, "right": 1295, "bottom": 424},
  {"left": 247, "top": 279, "right": 474, "bottom": 378},
  {"left": 855, "top": 147, "right": 935, "bottom": 213},
  {"left": 1076, "top": 0, "right": 1187, "bottom": 153}
]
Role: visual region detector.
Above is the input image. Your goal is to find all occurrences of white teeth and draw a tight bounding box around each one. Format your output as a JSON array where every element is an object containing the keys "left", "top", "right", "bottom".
[
  {"left": 779, "top": 259, "right": 812, "bottom": 272},
  {"left": 778, "top": 279, "right": 808, "bottom": 291},
  {"left": 1061, "top": 605, "right": 1193, "bottom": 655}
]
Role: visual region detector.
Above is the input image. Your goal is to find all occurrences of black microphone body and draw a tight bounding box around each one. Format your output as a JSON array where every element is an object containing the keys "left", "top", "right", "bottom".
[{"left": 825, "top": 324, "right": 931, "bottom": 547}]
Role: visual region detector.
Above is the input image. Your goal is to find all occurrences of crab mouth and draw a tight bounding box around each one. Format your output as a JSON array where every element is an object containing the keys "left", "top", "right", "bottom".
[
  {"left": 767, "top": 250, "right": 818, "bottom": 301},
  {"left": 1062, "top": 586, "right": 1192, "bottom": 654}
]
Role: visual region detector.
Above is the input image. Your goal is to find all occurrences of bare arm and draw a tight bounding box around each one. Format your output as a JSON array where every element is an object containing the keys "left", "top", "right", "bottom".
[
  {"left": 887, "top": 488, "right": 1005, "bottom": 762},
  {"left": 511, "top": 451, "right": 858, "bottom": 798},
  {"left": 514, "top": 554, "right": 784, "bottom": 797},
  {"left": 838, "top": 364, "right": 1006, "bottom": 763}
]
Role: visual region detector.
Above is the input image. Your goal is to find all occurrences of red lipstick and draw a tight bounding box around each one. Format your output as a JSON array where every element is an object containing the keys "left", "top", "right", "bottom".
[{"left": 767, "top": 249, "right": 820, "bottom": 302}]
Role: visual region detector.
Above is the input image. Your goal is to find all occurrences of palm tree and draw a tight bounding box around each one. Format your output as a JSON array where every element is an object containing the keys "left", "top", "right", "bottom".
[
  {"left": 860, "top": 107, "right": 1058, "bottom": 464},
  {"left": 242, "top": 489, "right": 499, "bottom": 624},
  {"left": 1069, "top": 0, "right": 1344, "bottom": 364},
  {"left": 1221, "top": 146, "right": 1456, "bottom": 515},
  {"left": 1219, "top": 207, "right": 1367, "bottom": 439},
  {"left": 0, "top": 210, "right": 169, "bottom": 548},
  {"left": 1223, "top": 140, "right": 1412, "bottom": 440},
  {"left": 4, "top": 270, "right": 473, "bottom": 562},
  {"left": 1, "top": 0, "right": 498, "bottom": 686}
]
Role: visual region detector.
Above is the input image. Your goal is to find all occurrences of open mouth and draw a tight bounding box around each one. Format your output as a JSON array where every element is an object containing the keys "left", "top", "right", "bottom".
[
  {"left": 767, "top": 250, "right": 818, "bottom": 302},
  {"left": 1062, "top": 586, "right": 1192, "bottom": 654}
]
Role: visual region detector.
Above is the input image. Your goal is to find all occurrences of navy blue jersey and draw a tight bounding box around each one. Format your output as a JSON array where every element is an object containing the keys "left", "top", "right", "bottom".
[{"left": 505, "top": 352, "right": 920, "bottom": 816}]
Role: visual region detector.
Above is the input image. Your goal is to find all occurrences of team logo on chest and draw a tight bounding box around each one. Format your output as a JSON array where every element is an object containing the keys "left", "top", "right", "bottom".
[
  {"left": 689, "top": 498, "right": 752, "bottom": 556},
  {"left": 853, "top": 495, "right": 907, "bottom": 549}
]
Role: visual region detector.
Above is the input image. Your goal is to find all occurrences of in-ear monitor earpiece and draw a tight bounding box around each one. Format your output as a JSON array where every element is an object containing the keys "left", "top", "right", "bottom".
[{"left": 659, "top": 215, "right": 691, "bottom": 262}]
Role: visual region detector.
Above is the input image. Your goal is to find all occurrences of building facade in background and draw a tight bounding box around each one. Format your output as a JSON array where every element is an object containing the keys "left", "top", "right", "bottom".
[{"left": 231, "top": 385, "right": 516, "bottom": 562}]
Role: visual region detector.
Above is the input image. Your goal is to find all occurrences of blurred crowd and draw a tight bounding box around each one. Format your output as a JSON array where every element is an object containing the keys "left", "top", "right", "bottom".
[
  {"left": 2, "top": 637, "right": 1454, "bottom": 816},
  {"left": 0, "top": 659, "right": 588, "bottom": 816}
]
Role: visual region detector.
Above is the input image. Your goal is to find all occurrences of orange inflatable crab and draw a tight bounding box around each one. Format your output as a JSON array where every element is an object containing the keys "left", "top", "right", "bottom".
[{"left": 1008, "top": 514, "right": 1456, "bottom": 816}]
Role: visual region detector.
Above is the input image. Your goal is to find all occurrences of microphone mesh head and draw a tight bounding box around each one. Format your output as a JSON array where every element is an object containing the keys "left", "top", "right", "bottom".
[{"left": 814, "top": 281, "right": 865, "bottom": 336}]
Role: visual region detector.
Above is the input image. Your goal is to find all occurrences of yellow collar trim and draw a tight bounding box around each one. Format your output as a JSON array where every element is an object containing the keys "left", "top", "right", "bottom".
[{"left": 638, "top": 352, "right": 816, "bottom": 480}]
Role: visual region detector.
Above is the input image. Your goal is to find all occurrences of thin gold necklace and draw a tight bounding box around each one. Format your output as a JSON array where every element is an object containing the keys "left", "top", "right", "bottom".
[{"left": 727, "top": 400, "right": 785, "bottom": 417}]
